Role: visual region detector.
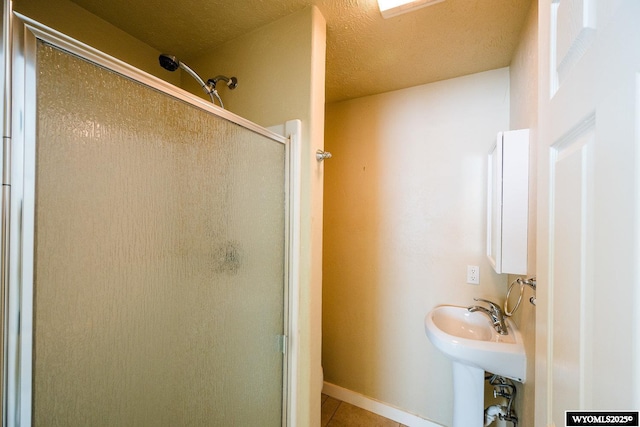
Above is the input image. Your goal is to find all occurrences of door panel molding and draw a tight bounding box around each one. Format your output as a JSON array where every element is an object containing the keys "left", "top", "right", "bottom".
[{"left": 548, "top": 115, "right": 595, "bottom": 423}]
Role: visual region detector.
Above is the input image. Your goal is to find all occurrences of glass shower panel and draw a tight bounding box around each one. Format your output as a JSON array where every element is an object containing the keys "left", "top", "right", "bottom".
[{"left": 33, "top": 42, "right": 286, "bottom": 426}]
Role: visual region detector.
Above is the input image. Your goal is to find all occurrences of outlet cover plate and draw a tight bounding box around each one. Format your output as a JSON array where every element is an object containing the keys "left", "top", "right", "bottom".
[{"left": 467, "top": 265, "right": 480, "bottom": 284}]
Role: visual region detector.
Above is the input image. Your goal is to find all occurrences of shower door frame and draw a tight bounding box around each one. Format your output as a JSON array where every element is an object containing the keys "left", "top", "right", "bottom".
[{"left": 2, "top": 12, "right": 301, "bottom": 427}]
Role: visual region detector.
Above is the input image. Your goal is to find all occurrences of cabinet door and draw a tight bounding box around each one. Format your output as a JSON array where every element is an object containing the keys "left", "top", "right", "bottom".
[
  {"left": 487, "top": 138, "right": 503, "bottom": 272},
  {"left": 487, "top": 129, "right": 529, "bottom": 275}
]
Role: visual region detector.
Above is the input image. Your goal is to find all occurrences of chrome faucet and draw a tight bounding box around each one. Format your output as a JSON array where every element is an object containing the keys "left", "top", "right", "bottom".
[{"left": 468, "top": 297, "right": 508, "bottom": 335}]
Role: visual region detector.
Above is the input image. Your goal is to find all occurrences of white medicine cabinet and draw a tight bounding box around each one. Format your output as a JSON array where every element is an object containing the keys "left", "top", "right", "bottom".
[{"left": 487, "top": 129, "right": 529, "bottom": 274}]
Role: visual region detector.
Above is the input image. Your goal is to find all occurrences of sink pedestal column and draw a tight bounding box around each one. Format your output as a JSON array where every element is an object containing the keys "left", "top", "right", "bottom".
[{"left": 452, "top": 362, "right": 484, "bottom": 427}]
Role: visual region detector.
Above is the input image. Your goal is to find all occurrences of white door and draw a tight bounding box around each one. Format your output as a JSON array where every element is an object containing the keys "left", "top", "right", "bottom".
[{"left": 536, "top": 1, "right": 640, "bottom": 426}]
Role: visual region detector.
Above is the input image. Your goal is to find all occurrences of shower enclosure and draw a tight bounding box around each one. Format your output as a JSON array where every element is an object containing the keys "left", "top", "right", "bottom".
[{"left": 1, "top": 12, "right": 300, "bottom": 427}]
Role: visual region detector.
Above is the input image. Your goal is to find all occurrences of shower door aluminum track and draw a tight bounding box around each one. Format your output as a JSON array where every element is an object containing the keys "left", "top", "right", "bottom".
[
  {"left": 1, "top": 1, "right": 12, "bottom": 426},
  {"left": 2, "top": 11, "right": 301, "bottom": 427}
]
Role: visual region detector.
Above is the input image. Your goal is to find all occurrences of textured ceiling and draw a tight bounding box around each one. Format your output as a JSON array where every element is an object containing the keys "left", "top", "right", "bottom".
[{"left": 68, "top": 0, "right": 533, "bottom": 103}]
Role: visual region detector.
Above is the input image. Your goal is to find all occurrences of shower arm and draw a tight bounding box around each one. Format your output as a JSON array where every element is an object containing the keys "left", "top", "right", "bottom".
[{"left": 208, "top": 75, "right": 238, "bottom": 90}]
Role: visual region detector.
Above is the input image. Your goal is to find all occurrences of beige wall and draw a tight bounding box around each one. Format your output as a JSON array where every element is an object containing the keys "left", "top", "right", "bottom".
[
  {"left": 13, "top": 1, "right": 326, "bottom": 425},
  {"left": 507, "top": 1, "right": 539, "bottom": 426},
  {"left": 14, "top": 0, "right": 180, "bottom": 86},
  {"left": 323, "top": 68, "right": 510, "bottom": 425}
]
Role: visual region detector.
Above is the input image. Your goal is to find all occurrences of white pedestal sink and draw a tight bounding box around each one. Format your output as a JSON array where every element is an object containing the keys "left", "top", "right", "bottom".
[{"left": 424, "top": 305, "right": 526, "bottom": 427}]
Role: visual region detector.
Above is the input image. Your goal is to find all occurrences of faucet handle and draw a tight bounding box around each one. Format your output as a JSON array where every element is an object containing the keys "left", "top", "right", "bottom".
[{"left": 473, "top": 297, "right": 502, "bottom": 313}]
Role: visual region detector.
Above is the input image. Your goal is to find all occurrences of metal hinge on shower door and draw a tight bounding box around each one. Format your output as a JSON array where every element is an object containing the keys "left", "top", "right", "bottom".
[{"left": 277, "top": 335, "right": 288, "bottom": 354}]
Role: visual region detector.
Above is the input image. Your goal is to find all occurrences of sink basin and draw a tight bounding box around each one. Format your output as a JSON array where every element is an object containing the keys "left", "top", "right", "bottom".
[{"left": 424, "top": 305, "right": 526, "bottom": 382}]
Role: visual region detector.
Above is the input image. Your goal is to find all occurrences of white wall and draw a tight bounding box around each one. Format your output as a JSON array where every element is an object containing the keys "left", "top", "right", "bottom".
[{"left": 323, "top": 68, "right": 510, "bottom": 425}]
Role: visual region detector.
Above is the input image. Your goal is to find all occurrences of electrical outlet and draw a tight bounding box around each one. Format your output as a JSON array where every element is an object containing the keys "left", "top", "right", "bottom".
[{"left": 467, "top": 265, "right": 480, "bottom": 284}]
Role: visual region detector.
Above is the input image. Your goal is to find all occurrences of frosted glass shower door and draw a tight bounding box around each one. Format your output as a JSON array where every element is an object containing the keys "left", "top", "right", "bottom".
[{"left": 31, "top": 42, "right": 287, "bottom": 426}]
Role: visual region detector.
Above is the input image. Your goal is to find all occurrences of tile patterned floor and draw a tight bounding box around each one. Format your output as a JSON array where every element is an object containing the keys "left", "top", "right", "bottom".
[{"left": 321, "top": 394, "right": 409, "bottom": 427}]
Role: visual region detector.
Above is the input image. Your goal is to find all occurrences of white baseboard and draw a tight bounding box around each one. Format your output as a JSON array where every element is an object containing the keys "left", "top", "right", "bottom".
[{"left": 322, "top": 382, "right": 444, "bottom": 427}]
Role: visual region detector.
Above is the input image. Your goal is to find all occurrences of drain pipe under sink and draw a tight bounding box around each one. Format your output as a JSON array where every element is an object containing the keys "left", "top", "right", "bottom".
[{"left": 484, "top": 405, "right": 507, "bottom": 426}]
